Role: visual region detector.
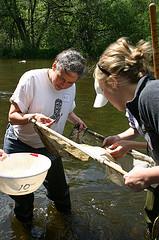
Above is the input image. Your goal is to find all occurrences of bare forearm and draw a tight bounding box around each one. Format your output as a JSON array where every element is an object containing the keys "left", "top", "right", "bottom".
[
  {"left": 9, "top": 112, "right": 36, "bottom": 125},
  {"left": 118, "top": 127, "right": 140, "bottom": 140},
  {"left": 148, "top": 167, "right": 159, "bottom": 185},
  {"left": 67, "top": 112, "right": 79, "bottom": 124},
  {"left": 103, "top": 127, "right": 140, "bottom": 147},
  {"left": 9, "top": 112, "right": 54, "bottom": 128},
  {"left": 67, "top": 112, "right": 87, "bottom": 130},
  {"left": 8, "top": 102, "right": 35, "bottom": 125},
  {"left": 8, "top": 101, "right": 54, "bottom": 127},
  {"left": 125, "top": 141, "right": 147, "bottom": 151}
]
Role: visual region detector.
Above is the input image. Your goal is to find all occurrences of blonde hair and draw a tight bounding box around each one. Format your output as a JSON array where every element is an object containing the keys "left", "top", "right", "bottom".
[{"left": 94, "top": 37, "right": 153, "bottom": 84}]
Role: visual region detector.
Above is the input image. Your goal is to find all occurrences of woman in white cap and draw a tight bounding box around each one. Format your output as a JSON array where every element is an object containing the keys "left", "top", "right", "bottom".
[
  {"left": 93, "top": 37, "right": 159, "bottom": 190},
  {"left": 93, "top": 37, "right": 159, "bottom": 235},
  {"left": 94, "top": 77, "right": 148, "bottom": 160}
]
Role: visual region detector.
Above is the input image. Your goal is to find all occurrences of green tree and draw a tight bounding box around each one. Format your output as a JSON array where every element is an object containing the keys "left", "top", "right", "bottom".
[
  {"left": 0, "top": 0, "right": 51, "bottom": 49},
  {"left": 0, "top": 0, "right": 158, "bottom": 58}
]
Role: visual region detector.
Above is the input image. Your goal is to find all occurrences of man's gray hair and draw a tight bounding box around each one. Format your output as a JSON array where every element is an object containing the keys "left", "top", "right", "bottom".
[{"left": 55, "top": 49, "right": 87, "bottom": 79}]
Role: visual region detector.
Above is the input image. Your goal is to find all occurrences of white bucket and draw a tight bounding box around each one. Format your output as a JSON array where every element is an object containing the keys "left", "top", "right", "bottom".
[{"left": 0, "top": 153, "right": 51, "bottom": 195}]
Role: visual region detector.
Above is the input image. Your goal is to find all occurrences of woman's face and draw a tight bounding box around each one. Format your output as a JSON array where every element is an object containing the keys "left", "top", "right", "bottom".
[
  {"left": 99, "top": 80, "right": 127, "bottom": 111},
  {"left": 51, "top": 69, "right": 79, "bottom": 91}
]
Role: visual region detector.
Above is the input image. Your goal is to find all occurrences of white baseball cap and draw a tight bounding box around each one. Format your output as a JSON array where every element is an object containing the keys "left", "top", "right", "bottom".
[{"left": 93, "top": 78, "right": 108, "bottom": 108}]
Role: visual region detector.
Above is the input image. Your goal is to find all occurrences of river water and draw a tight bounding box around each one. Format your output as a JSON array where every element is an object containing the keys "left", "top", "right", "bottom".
[{"left": 0, "top": 59, "right": 150, "bottom": 239}]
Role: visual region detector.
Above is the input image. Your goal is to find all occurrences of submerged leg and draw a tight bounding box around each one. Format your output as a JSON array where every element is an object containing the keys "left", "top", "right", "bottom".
[
  {"left": 10, "top": 193, "right": 34, "bottom": 223},
  {"left": 43, "top": 156, "right": 72, "bottom": 215},
  {"left": 144, "top": 185, "right": 159, "bottom": 237}
]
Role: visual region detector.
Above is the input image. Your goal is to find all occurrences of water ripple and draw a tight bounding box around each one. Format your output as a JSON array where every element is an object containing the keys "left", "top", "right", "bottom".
[{"left": 0, "top": 91, "right": 12, "bottom": 101}]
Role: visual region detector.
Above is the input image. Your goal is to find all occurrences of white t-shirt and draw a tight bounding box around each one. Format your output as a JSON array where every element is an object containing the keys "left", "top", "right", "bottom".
[{"left": 11, "top": 68, "right": 76, "bottom": 148}]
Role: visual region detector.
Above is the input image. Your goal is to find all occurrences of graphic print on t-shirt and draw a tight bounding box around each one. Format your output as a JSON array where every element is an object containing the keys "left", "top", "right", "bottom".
[{"left": 50, "top": 98, "right": 63, "bottom": 123}]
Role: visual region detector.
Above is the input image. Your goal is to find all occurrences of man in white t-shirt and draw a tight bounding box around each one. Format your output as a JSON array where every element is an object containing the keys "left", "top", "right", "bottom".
[{"left": 4, "top": 49, "right": 87, "bottom": 231}]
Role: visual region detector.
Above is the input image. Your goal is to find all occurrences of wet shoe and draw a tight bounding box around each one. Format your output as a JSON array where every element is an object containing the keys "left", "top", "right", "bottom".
[
  {"left": 31, "top": 226, "right": 45, "bottom": 238},
  {"left": 22, "top": 221, "right": 45, "bottom": 238},
  {"left": 58, "top": 208, "right": 73, "bottom": 217},
  {"left": 22, "top": 221, "right": 33, "bottom": 232}
]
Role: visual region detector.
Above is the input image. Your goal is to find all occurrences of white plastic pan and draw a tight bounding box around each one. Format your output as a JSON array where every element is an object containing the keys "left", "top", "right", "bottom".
[{"left": 0, "top": 152, "right": 51, "bottom": 195}]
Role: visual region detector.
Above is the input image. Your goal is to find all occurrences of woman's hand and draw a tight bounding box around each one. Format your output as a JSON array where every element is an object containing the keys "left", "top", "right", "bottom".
[
  {"left": 0, "top": 149, "right": 7, "bottom": 161},
  {"left": 124, "top": 167, "right": 150, "bottom": 192},
  {"left": 103, "top": 135, "right": 120, "bottom": 147},
  {"left": 67, "top": 112, "right": 87, "bottom": 131},
  {"left": 105, "top": 140, "right": 148, "bottom": 160},
  {"left": 34, "top": 114, "right": 55, "bottom": 128},
  {"left": 105, "top": 140, "right": 133, "bottom": 160},
  {"left": 124, "top": 166, "right": 159, "bottom": 192},
  {"left": 75, "top": 118, "right": 87, "bottom": 131}
]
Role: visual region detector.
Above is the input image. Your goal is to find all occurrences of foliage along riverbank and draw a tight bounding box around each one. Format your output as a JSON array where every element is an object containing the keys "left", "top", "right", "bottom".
[{"left": 0, "top": 0, "right": 158, "bottom": 60}]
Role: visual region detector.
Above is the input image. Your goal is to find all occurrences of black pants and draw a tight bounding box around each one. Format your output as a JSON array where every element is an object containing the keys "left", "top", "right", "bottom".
[
  {"left": 4, "top": 125, "right": 71, "bottom": 223},
  {"left": 144, "top": 185, "right": 159, "bottom": 233}
]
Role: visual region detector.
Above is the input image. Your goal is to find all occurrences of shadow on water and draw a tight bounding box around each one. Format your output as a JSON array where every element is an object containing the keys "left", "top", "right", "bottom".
[{"left": 0, "top": 59, "right": 151, "bottom": 239}]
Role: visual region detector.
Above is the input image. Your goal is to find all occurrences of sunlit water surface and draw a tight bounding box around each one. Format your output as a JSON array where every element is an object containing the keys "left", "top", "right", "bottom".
[{"left": 0, "top": 59, "right": 150, "bottom": 239}]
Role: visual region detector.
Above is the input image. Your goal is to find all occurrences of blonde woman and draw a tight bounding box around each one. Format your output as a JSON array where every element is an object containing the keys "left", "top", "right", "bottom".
[{"left": 93, "top": 37, "right": 159, "bottom": 235}]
